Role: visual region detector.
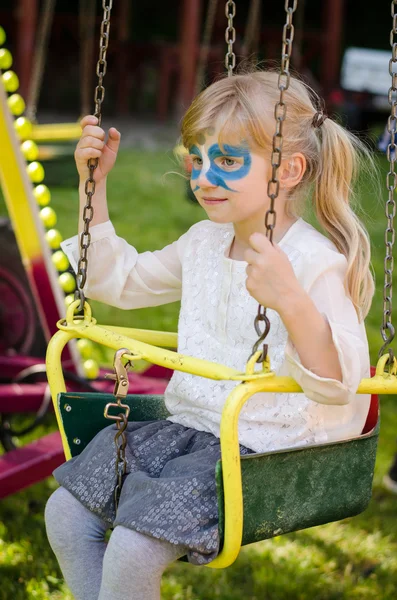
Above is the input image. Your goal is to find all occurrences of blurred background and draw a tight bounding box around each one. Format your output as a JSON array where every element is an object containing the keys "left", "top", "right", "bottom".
[
  {"left": 0, "top": 2, "right": 397, "bottom": 599},
  {"left": 0, "top": 0, "right": 393, "bottom": 132}
]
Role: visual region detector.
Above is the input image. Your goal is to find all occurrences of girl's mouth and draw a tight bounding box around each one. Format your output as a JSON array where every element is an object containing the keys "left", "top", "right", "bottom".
[{"left": 202, "top": 197, "right": 228, "bottom": 205}]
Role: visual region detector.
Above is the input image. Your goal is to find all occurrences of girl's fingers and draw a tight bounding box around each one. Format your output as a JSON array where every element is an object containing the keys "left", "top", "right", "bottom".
[
  {"left": 248, "top": 232, "right": 270, "bottom": 252},
  {"left": 81, "top": 124, "right": 106, "bottom": 140},
  {"left": 244, "top": 248, "right": 259, "bottom": 265},
  {"left": 80, "top": 114, "right": 98, "bottom": 128},
  {"left": 105, "top": 127, "right": 121, "bottom": 153},
  {"left": 78, "top": 135, "right": 105, "bottom": 150},
  {"left": 77, "top": 147, "right": 102, "bottom": 159}
]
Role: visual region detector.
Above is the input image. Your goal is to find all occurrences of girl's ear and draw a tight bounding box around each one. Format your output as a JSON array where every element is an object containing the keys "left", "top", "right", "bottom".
[
  {"left": 280, "top": 153, "right": 306, "bottom": 189},
  {"left": 184, "top": 155, "right": 193, "bottom": 174}
]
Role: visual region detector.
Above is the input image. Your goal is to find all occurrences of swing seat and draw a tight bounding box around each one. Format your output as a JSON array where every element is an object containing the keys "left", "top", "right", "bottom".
[{"left": 57, "top": 390, "right": 379, "bottom": 548}]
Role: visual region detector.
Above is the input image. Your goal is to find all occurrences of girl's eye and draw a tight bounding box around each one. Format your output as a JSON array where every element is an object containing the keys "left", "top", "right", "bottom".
[
  {"left": 192, "top": 157, "right": 202, "bottom": 166},
  {"left": 221, "top": 158, "right": 238, "bottom": 167}
]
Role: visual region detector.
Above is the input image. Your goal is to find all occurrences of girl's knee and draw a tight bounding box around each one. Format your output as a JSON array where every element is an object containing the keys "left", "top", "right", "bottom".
[
  {"left": 45, "top": 487, "right": 106, "bottom": 551},
  {"left": 45, "top": 488, "right": 80, "bottom": 546},
  {"left": 103, "top": 526, "right": 183, "bottom": 576},
  {"left": 45, "top": 487, "right": 74, "bottom": 550}
]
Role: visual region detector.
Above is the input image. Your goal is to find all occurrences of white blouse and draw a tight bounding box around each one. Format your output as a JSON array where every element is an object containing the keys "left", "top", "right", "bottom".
[{"left": 61, "top": 218, "right": 371, "bottom": 454}]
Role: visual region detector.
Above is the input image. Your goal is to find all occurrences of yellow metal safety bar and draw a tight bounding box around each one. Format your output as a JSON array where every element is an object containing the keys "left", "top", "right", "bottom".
[
  {"left": 46, "top": 301, "right": 397, "bottom": 568},
  {"left": 27, "top": 122, "right": 82, "bottom": 143}
]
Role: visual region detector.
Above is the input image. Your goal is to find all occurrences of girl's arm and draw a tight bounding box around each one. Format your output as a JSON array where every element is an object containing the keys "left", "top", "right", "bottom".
[
  {"left": 71, "top": 115, "right": 186, "bottom": 308},
  {"left": 61, "top": 221, "right": 188, "bottom": 309},
  {"left": 277, "top": 290, "right": 343, "bottom": 382},
  {"left": 245, "top": 232, "right": 369, "bottom": 404}
]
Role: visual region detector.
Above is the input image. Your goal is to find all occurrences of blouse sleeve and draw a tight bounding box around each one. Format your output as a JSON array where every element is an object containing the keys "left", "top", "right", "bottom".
[
  {"left": 61, "top": 220, "right": 189, "bottom": 309},
  {"left": 284, "top": 247, "right": 370, "bottom": 406}
]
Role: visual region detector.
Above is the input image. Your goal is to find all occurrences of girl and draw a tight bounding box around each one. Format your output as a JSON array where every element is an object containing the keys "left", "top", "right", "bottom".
[{"left": 45, "top": 70, "right": 374, "bottom": 600}]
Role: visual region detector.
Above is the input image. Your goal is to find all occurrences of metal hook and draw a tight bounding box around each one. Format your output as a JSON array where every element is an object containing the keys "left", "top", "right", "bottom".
[{"left": 105, "top": 348, "right": 131, "bottom": 400}]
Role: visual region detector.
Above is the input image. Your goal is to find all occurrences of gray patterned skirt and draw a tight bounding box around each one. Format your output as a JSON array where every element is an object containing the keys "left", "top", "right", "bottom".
[{"left": 53, "top": 419, "right": 253, "bottom": 565}]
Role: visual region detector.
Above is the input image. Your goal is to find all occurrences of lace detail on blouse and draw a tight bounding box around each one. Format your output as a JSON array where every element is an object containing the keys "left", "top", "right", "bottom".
[
  {"left": 62, "top": 218, "right": 371, "bottom": 454},
  {"left": 165, "top": 221, "right": 353, "bottom": 452}
]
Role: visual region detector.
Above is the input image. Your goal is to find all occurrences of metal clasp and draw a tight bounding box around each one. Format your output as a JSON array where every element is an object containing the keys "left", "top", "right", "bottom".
[
  {"left": 105, "top": 348, "right": 131, "bottom": 399},
  {"left": 104, "top": 348, "right": 132, "bottom": 421}
]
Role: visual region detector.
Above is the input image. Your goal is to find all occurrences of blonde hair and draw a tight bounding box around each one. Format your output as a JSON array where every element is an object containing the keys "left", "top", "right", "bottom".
[{"left": 181, "top": 69, "right": 375, "bottom": 320}]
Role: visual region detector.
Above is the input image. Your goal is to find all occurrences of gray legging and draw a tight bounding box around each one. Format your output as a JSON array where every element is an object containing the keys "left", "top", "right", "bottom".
[{"left": 45, "top": 487, "right": 185, "bottom": 600}]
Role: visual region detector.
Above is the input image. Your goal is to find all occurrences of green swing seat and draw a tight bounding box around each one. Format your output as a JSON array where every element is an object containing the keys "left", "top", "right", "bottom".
[{"left": 57, "top": 390, "right": 379, "bottom": 547}]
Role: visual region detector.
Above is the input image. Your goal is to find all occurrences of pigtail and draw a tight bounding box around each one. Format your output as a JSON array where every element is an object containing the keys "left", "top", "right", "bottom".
[{"left": 313, "top": 118, "right": 375, "bottom": 320}]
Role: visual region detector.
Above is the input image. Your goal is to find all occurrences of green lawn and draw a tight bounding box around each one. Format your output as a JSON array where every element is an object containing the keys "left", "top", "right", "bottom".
[{"left": 0, "top": 149, "right": 397, "bottom": 599}]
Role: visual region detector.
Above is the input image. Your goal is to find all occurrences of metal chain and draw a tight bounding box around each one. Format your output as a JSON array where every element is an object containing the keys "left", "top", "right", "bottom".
[
  {"left": 75, "top": 0, "right": 113, "bottom": 311},
  {"left": 250, "top": 0, "right": 298, "bottom": 363},
  {"left": 225, "top": 0, "right": 236, "bottom": 76},
  {"left": 104, "top": 349, "right": 132, "bottom": 509},
  {"left": 379, "top": 0, "right": 397, "bottom": 365},
  {"left": 113, "top": 412, "right": 129, "bottom": 507}
]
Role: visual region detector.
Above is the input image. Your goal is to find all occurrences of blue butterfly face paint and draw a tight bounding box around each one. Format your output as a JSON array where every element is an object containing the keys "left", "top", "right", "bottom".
[{"left": 189, "top": 142, "right": 252, "bottom": 192}]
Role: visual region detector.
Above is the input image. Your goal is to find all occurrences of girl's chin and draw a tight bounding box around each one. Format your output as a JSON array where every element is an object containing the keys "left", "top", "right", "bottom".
[{"left": 204, "top": 212, "right": 233, "bottom": 224}]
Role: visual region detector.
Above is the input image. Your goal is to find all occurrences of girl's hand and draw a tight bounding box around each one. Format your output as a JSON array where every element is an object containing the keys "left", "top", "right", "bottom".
[
  {"left": 75, "top": 115, "right": 121, "bottom": 183},
  {"left": 245, "top": 232, "right": 304, "bottom": 315}
]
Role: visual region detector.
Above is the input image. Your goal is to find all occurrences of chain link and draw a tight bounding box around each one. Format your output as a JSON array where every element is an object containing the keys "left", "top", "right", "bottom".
[
  {"left": 75, "top": 1, "right": 113, "bottom": 311},
  {"left": 250, "top": 0, "right": 298, "bottom": 363},
  {"left": 225, "top": 1, "right": 236, "bottom": 76},
  {"left": 104, "top": 349, "right": 132, "bottom": 509},
  {"left": 379, "top": 0, "right": 397, "bottom": 365},
  {"left": 113, "top": 411, "right": 129, "bottom": 507}
]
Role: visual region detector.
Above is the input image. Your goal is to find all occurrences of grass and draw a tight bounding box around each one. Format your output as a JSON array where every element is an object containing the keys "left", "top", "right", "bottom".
[{"left": 1, "top": 148, "right": 397, "bottom": 599}]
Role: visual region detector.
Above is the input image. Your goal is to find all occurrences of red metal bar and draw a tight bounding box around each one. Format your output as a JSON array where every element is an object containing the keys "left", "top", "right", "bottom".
[
  {"left": 322, "top": 0, "right": 344, "bottom": 95},
  {"left": 177, "top": 0, "right": 202, "bottom": 114},
  {"left": 0, "top": 355, "right": 44, "bottom": 379},
  {"left": 0, "top": 431, "right": 64, "bottom": 498},
  {"left": 116, "top": 0, "right": 131, "bottom": 114},
  {"left": 0, "top": 382, "right": 48, "bottom": 412},
  {"left": 16, "top": 0, "right": 38, "bottom": 100},
  {"left": 0, "top": 373, "right": 168, "bottom": 413}
]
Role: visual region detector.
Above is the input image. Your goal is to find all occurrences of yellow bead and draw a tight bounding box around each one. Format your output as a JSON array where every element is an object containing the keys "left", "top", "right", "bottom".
[
  {"left": 33, "top": 184, "right": 51, "bottom": 206},
  {"left": 0, "top": 26, "right": 6, "bottom": 46},
  {"left": 77, "top": 338, "right": 94, "bottom": 360},
  {"left": 59, "top": 272, "right": 76, "bottom": 293},
  {"left": 7, "top": 93, "right": 25, "bottom": 116},
  {"left": 27, "top": 161, "right": 45, "bottom": 183},
  {"left": 0, "top": 48, "right": 12, "bottom": 70},
  {"left": 45, "top": 228, "right": 63, "bottom": 249},
  {"left": 2, "top": 70, "right": 19, "bottom": 92},
  {"left": 64, "top": 293, "right": 75, "bottom": 307},
  {"left": 14, "top": 116, "right": 32, "bottom": 138},
  {"left": 83, "top": 359, "right": 99, "bottom": 380},
  {"left": 39, "top": 206, "right": 57, "bottom": 228},
  {"left": 52, "top": 250, "right": 69, "bottom": 272},
  {"left": 21, "top": 140, "right": 39, "bottom": 161}
]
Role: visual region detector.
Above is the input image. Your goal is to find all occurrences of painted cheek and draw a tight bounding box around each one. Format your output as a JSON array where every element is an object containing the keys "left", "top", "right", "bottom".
[{"left": 206, "top": 143, "right": 252, "bottom": 191}]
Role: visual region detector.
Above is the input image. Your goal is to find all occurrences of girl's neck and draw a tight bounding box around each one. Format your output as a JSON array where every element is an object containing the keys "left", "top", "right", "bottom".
[{"left": 229, "top": 214, "right": 298, "bottom": 260}]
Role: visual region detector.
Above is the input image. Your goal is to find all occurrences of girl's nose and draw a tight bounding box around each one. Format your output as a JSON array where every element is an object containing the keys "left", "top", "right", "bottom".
[{"left": 197, "top": 168, "right": 216, "bottom": 188}]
